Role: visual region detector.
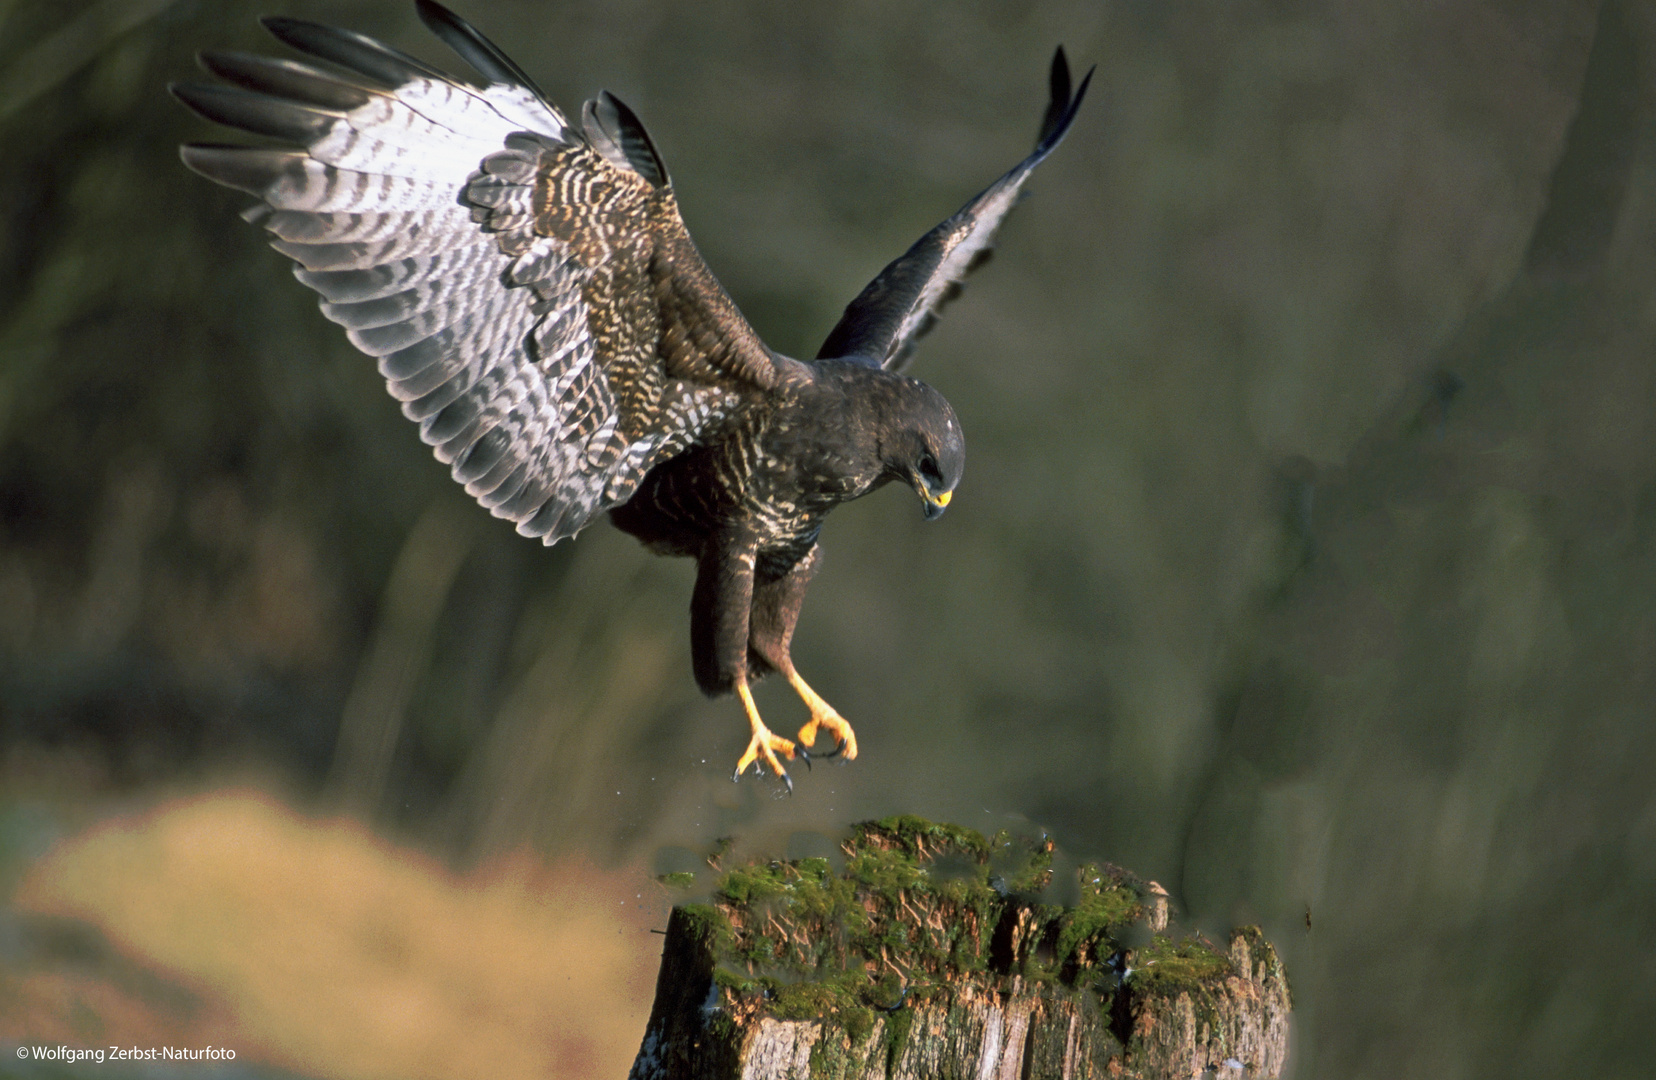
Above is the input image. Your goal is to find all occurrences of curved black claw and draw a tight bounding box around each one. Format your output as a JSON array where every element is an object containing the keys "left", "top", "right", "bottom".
[
  {"left": 813, "top": 737, "right": 848, "bottom": 761},
  {"left": 732, "top": 760, "right": 795, "bottom": 795},
  {"left": 797, "top": 747, "right": 812, "bottom": 772}
]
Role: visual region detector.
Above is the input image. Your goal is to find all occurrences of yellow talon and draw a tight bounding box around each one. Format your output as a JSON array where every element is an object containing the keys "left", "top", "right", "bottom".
[
  {"left": 734, "top": 682, "right": 796, "bottom": 784},
  {"left": 788, "top": 670, "right": 859, "bottom": 760}
]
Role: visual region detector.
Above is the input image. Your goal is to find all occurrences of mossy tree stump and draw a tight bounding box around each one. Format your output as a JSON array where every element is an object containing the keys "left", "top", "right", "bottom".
[{"left": 628, "top": 818, "right": 1289, "bottom": 1079}]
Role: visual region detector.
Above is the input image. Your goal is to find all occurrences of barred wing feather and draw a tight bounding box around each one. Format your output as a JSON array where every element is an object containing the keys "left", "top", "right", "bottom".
[{"left": 176, "top": 2, "right": 770, "bottom": 544}]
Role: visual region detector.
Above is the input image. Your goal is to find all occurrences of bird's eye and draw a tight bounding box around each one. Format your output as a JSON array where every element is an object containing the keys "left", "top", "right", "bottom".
[{"left": 919, "top": 454, "right": 941, "bottom": 484}]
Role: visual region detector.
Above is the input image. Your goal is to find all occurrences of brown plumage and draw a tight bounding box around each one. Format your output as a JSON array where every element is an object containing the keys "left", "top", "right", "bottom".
[{"left": 175, "top": 0, "right": 1089, "bottom": 789}]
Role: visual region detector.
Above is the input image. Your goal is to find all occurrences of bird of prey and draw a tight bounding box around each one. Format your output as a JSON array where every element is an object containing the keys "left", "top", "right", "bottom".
[{"left": 175, "top": 0, "right": 1089, "bottom": 790}]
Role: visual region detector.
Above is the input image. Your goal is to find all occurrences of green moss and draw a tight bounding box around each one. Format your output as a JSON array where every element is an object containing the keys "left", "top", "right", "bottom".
[
  {"left": 768, "top": 973, "right": 878, "bottom": 1042},
  {"left": 1055, "top": 870, "right": 1143, "bottom": 970},
  {"left": 844, "top": 844, "right": 931, "bottom": 893},
  {"left": 683, "top": 815, "right": 1257, "bottom": 1044},
  {"left": 882, "top": 1006, "right": 914, "bottom": 1076},
  {"left": 987, "top": 829, "right": 1056, "bottom": 894},
  {"left": 807, "top": 1021, "right": 860, "bottom": 1077},
  {"left": 1133, "top": 934, "right": 1235, "bottom": 994},
  {"left": 795, "top": 856, "right": 833, "bottom": 878},
  {"left": 806, "top": 1030, "right": 838, "bottom": 1076},
  {"left": 1110, "top": 932, "right": 1261, "bottom": 1066},
  {"left": 677, "top": 902, "right": 738, "bottom": 959},
  {"left": 658, "top": 871, "right": 697, "bottom": 890},
  {"left": 712, "top": 964, "right": 755, "bottom": 993},
  {"left": 950, "top": 923, "right": 990, "bottom": 971},
  {"left": 852, "top": 815, "right": 991, "bottom": 862},
  {"left": 717, "top": 860, "right": 794, "bottom": 905}
]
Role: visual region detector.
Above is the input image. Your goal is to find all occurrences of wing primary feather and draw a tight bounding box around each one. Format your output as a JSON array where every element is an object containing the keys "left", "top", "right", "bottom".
[
  {"left": 1037, "top": 47, "right": 1072, "bottom": 147},
  {"left": 601, "top": 92, "right": 669, "bottom": 187},
  {"left": 170, "top": 82, "right": 342, "bottom": 144},
  {"left": 415, "top": 0, "right": 550, "bottom": 102},
  {"left": 197, "top": 52, "right": 378, "bottom": 112},
  {"left": 181, "top": 5, "right": 774, "bottom": 547},
  {"left": 453, "top": 427, "right": 509, "bottom": 484},
  {"left": 519, "top": 498, "right": 570, "bottom": 541},
  {"left": 377, "top": 336, "right": 448, "bottom": 382},
  {"left": 478, "top": 462, "right": 532, "bottom": 510},
  {"left": 401, "top": 372, "right": 469, "bottom": 422},
  {"left": 179, "top": 144, "right": 307, "bottom": 197},
  {"left": 493, "top": 472, "right": 555, "bottom": 519},
  {"left": 814, "top": 48, "right": 1092, "bottom": 369},
  {"left": 420, "top": 394, "right": 481, "bottom": 446},
  {"left": 261, "top": 16, "right": 453, "bottom": 89},
  {"left": 582, "top": 92, "right": 669, "bottom": 188},
  {"left": 1035, "top": 60, "right": 1093, "bottom": 157}
]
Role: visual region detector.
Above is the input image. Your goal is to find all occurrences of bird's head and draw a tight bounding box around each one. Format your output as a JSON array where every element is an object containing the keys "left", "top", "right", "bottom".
[{"left": 883, "top": 380, "right": 964, "bottom": 520}]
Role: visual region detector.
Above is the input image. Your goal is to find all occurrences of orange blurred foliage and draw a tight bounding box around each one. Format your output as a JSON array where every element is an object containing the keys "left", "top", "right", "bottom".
[{"left": 6, "top": 792, "right": 660, "bottom": 1080}]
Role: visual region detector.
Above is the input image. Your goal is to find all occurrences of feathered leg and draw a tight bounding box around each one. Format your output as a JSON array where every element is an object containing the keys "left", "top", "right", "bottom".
[
  {"left": 749, "top": 545, "right": 859, "bottom": 760},
  {"left": 693, "top": 529, "right": 797, "bottom": 787}
]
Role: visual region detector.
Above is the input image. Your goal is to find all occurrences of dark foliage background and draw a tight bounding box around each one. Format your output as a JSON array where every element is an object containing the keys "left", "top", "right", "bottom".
[{"left": 2, "top": 0, "right": 1653, "bottom": 1075}]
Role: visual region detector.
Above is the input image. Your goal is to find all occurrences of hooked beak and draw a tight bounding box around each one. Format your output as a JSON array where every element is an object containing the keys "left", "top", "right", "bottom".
[{"left": 921, "top": 487, "right": 952, "bottom": 520}]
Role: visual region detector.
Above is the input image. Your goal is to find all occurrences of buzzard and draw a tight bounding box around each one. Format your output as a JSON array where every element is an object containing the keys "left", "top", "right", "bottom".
[{"left": 176, "top": 1, "right": 1089, "bottom": 790}]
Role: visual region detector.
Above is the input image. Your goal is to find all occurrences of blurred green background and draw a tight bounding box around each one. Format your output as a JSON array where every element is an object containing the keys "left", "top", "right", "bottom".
[{"left": 2, "top": 0, "right": 1654, "bottom": 1076}]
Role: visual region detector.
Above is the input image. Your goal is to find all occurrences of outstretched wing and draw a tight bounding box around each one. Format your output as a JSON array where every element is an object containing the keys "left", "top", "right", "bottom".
[
  {"left": 815, "top": 48, "right": 1092, "bottom": 371},
  {"left": 175, "top": 0, "right": 778, "bottom": 545}
]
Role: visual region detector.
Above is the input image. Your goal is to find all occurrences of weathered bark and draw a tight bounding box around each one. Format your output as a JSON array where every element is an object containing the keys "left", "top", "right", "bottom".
[{"left": 629, "top": 818, "right": 1289, "bottom": 1079}]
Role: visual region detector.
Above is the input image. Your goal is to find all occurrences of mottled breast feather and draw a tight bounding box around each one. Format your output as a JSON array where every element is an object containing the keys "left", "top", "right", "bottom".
[{"left": 176, "top": 4, "right": 778, "bottom": 545}]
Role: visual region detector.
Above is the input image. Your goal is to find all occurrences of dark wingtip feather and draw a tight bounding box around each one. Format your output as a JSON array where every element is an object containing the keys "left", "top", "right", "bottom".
[
  {"left": 179, "top": 143, "right": 304, "bottom": 196},
  {"left": 1033, "top": 55, "right": 1094, "bottom": 157},
  {"left": 197, "top": 50, "right": 377, "bottom": 112},
  {"left": 1037, "top": 47, "right": 1072, "bottom": 146},
  {"left": 171, "top": 81, "right": 339, "bottom": 144},
  {"left": 604, "top": 91, "right": 670, "bottom": 188},
  {"left": 815, "top": 49, "right": 1093, "bottom": 370},
  {"left": 415, "top": 0, "right": 549, "bottom": 100},
  {"left": 583, "top": 91, "right": 669, "bottom": 188},
  {"left": 261, "top": 15, "right": 450, "bottom": 89}
]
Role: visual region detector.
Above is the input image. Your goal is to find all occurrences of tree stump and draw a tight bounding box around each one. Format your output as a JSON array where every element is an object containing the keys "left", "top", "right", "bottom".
[{"left": 628, "top": 818, "right": 1290, "bottom": 1079}]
